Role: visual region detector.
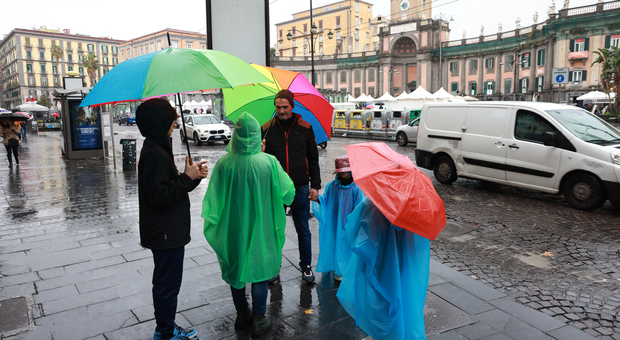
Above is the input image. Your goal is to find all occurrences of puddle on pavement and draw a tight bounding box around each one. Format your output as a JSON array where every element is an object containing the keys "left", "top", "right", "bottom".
[{"left": 514, "top": 252, "right": 555, "bottom": 269}]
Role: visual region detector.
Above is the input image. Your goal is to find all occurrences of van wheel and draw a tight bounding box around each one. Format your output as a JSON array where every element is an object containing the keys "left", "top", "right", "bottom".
[
  {"left": 433, "top": 156, "right": 458, "bottom": 184},
  {"left": 563, "top": 173, "right": 605, "bottom": 211},
  {"left": 396, "top": 132, "right": 408, "bottom": 146}
]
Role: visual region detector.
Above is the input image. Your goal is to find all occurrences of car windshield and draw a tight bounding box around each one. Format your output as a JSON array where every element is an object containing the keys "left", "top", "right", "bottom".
[
  {"left": 193, "top": 116, "right": 220, "bottom": 125},
  {"left": 546, "top": 108, "right": 620, "bottom": 145}
]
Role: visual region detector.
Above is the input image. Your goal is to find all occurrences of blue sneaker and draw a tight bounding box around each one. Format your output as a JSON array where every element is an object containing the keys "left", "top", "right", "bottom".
[{"left": 153, "top": 325, "right": 197, "bottom": 340}]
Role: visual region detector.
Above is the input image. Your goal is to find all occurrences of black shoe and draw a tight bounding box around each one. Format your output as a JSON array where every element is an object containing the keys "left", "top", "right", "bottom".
[
  {"left": 267, "top": 275, "right": 279, "bottom": 285},
  {"left": 235, "top": 305, "right": 253, "bottom": 330},
  {"left": 301, "top": 265, "right": 315, "bottom": 284},
  {"left": 251, "top": 314, "right": 272, "bottom": 339}
]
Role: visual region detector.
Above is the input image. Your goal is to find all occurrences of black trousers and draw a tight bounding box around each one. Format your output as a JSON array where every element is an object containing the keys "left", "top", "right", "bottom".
[
  {"left": 152, "top": 247, "right": 184, "bottom": 337},
  {"left": 5, "top": 144, "right": 18, "bottom": 164}
]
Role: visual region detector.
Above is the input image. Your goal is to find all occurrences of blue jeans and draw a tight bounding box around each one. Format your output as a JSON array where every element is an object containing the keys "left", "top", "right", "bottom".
[
  {"left": 152, "top": 247, "right": 184, "bottom": 337},
  {"left": 231, "top": 281, "right": 268, "bottom": 315},
  {"left": 289, "top": 185, "right": 312, "bottom": 268}
]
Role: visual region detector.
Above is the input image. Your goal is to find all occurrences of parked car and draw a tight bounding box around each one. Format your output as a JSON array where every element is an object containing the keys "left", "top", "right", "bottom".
[
  {"left": 118, "top": 113, "right": 136, "bottom": 125},
  {"left": 395, "top": 118, "right": 419, "bottom": 146},
  {"left": 175, "top": 110, "right": 191, "bottom": 129},
  {"left": 179, "top": 114, "right": 232, "bottom": 145},
  {"left": 414, "top": 102, "right": 620, "bottom": 211}
]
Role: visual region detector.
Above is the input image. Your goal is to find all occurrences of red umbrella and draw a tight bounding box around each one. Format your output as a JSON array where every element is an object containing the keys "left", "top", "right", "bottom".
[{"left": 345, "top": 142, "right": 446, "bottom": 240}]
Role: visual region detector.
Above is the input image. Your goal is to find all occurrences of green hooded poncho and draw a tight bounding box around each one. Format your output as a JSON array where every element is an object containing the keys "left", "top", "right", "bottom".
[{"left": 202, "top": 112, "right": 295, "bottom": 289}]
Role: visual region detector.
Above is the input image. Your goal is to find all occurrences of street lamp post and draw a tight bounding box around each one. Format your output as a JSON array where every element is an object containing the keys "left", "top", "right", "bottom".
[{"left": 286, "top": 0, "right": 333, "bottom": 88}]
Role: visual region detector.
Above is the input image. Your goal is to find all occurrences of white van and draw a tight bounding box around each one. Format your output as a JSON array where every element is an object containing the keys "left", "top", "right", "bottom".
[{"left": 415, "top": 102, "right": 620, "bottom": 210}]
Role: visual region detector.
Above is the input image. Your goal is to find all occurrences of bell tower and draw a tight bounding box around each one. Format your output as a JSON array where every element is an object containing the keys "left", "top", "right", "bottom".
[{"left": 391, "top": 0, "right": 432, "bottom": 21}]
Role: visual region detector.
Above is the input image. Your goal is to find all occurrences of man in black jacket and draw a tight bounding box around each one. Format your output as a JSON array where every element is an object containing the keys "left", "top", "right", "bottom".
[
  {"left": 137, "top": 98, "right": 208, "bottom": 340},
  {"left": 261, "top": 89, "right": 321, "bottom": 285}
]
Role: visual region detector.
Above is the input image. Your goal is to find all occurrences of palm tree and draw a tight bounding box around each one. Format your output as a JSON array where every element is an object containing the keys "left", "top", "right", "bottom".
[
  {"left": 81, "top": 53, "right": 99, "bottom": 87},
  {"left": 592, "top": 46, "right": 620, "bottom": 113},
  {"left": 51, "top": 43, "right": 63, "bottom": 62}
]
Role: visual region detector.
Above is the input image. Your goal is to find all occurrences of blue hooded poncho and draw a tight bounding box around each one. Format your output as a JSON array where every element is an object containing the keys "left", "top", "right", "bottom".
[
  {"left": 336, "top": 199, "right": 430, "bottom": 340},
  {"left": 312, "top": 175, "right": 364, "bottom": 275},
  {"left": 202, "top": 112, "right": 295, "bottom": 289}
]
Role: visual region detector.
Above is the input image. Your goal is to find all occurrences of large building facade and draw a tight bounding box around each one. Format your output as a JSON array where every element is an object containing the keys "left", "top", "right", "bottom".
[
  {"left": 119, "top": 29, "right": 207, "bottom": 62},
  {"left": 276, "top": 0, "right": 377, "bottom": 57},
  {"left": 0, "top": 27, "right": 125, "bottom": 109},
  {"left": 273, "top": 0, "right": 620, "bottom": 104}
]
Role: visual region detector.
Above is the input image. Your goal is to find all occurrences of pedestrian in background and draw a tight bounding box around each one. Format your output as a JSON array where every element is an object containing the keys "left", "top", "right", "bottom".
[
  {"left": 312, "top": 156, "right": 364, "bottom": 282},
  {"left": 261, "top": 89, "right": 321, "bottom": 285},
  {"left": 1, "top": 118, "right": 21, "bottom": 168},
  {"left": 202, "top": 112, "right": 294, "bottom": 338},
  {"left": 136, "top": 98, "right": 208, "bottom": 340}
]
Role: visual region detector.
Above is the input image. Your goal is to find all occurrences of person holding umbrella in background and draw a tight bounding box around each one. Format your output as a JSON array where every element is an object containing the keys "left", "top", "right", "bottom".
[
  {"left": 136, "top": 98, "right": 208, "bottom": 340},
  {"left": 336, "top": 142, "right": 446, "bottom": 340},
  {"left": 0, "top": 110, "right": 28, "bottom": 168},
  {"left": 261, "top": 89, "right": 321, "bottom": 285}
]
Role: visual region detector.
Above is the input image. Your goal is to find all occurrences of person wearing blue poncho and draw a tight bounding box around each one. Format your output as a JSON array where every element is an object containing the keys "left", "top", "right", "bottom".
[
  {"left": 336, "top": 199, "right": 431, "bottom": 340},
  {"left": 312, "top": 155, "right": 364, "bottom": 281}
]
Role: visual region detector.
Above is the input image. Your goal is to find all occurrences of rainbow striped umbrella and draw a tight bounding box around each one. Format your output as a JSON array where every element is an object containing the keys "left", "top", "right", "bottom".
[
  {"left": 223, "top": 65, "right": 333, "bottom": 144},
  {"left": 79, "top": 48, "right": 269, "bottom": 107}
]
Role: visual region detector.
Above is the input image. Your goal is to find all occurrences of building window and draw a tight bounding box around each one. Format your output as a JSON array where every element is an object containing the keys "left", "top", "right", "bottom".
[
  {"left": 67, "top": 42, "right": 72, "bottom": 49},
  {"left": 537, "top": 49, "right": 546, "bottom": 66},
  {"left": 573, "top": 38, "right": 585, "bottom": 52},
  {"left": 101, "top": 45, "right": 108, "bottom": 53},
  {"left": 536, "top": 76, "right": 544, "bottom": 92},
  {"left": 521, "top": 52, "right": 530, "bottom": 68},
  {"left": 368, "top": 69, "right": 375, "bottom": 82},
  {"left": 41, "top": 77, "right": 48, "bottom": 86},
  {"left": 68, "top": 54, "right": 73, "bottom": 63},
  {"left": 113, "top": 58, "right": 118, "bottom": 65},
  {"left": 469, "top": 82, "right": 477, "bottom": 95},
  {"left": 326, "top": 72, "right": 332, "bottom": 84},
  {"left": 28, "top": 76, "right": 36, "bottom": 86},
  {"left": 40, "top": 51, "right": 45, "bottom": 60},
  {"left": 172, "top": 41, "right": 178, "bottom": 48},
  {"left": 569, "top": 70, "right": 586, "bottom": 82},
  {"left": 68, "top": 66, "right": 73, "bottom": 71},
  {"left": 121, "top": 50, "right": 125, "bottom": 60},
  {"left": 319, "top": 20, "right": 323, "bottom": 31},
  {"left": 54, "top": 77, "right": 60, "bottom": 86},
  {"left": 469, "top": 60, "right": 478, "bottom": 75},
  {"left": 354, "top": 70, "right": 361, "bottom": 83},
  {"left": 79, "top": 67, "right": 84, "bottom": 75},
  {"left": 336, "top": 16, "right": 341, "bottom": 28},
  {"left": 485, "top": 57, "right": 494, "bottom": 72},
  {"left": 519, "top": 77, "right": 529, "bottom": 92},
  {"left": 87, "top": 44, "right": 94, "bottom": 52},
  {"left": 26, "top": 64, "right": 33, "bottom": 73},
  {"left": 611, "top": 34, "right": 620, "bottom": 48},
  {"left": 157, "top": 41, "right": 163, "bottom": 50},
  {"left": 450, "top": 61, "right": 459, "bottom": 76},
  {"left": 52, "top": 65, "right": 58, "bottom": 74},
  {"left": 103, "top": 57, "right": 108, "bottom": 65},
  {"left": 38, "top": 38, "right": 44, "bottom": 46},
  {"left": 340, "top": 70, "right": 347, "bottom": 83},
  {"left": 355, "top": 41, "right": 359, "bottom": 52},
  {"left": 26, "top": 50, "right": 32, "bottom": 59},
  {"left": 304, "top": 24, "right": 308, "bottom": 34},
  {"left": 486, "top": 81, "right": 494, "bottom": 95},
  {"left": 78, "top": 43, "right": 83, "bottom": 51},
  {"left": 25, "top": 38, "right": 31, "bottom": 46},
  {"left": 279, "top": 29, "right": 283, "bottom": 39},
  {"left": 355, "top": 17, "right": 359, "bottom": 29},
  {"left": 354, "top": 87, "right": 361, "bottom": 97},
  {"left": 451, "top": 82, "right": 459, "bottom": 94},
  {"left": 368, "top": 86, "right": 375, "bottom": 97},
  {"left": 355, "top": 1, "right": 359, "bottom": 12},
  {"left": 200, "top": 44, "right": 206, "bottom": 49},
  {"left": 141, "top": 46, "right": 144, "bottom": 55},
  {"left": 368, "top": 5, "right": 371, "bottom": 13},
  {"left": 79, "top": 55, "right": 84, "bottom": 62},
  {"left": 186, "top": 43, "right": 193, "bottom": 49},
  {"left": 505, "top": 55, "right": 514, "bottom": 72},
  {"left": 41, "top": 64, "right": 46, "bottom": 73}
]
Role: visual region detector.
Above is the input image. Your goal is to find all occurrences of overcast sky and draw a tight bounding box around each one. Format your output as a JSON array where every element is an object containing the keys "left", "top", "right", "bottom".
[{"left": 0, "top": 0, "right": 599, "bottom": 45}]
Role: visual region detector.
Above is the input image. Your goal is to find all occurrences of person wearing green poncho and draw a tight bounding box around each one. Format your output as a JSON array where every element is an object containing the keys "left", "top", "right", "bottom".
[{"left": 202, "top": 112, "right": 295, "bottom": 339}]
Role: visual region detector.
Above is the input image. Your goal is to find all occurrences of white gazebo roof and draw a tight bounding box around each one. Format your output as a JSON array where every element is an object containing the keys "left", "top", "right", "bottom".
[
  {"left": 16, "top": 102, "right": 49, "bottom": 112},
  {"left": 408, "top": 86, "right": 434, "bottom": 100},
  {"left": 395, "top": 91, "right": 410, "bottom": 100},
  {"left": 576, "top": 91, "right": 615, "bottom": 101},
  {"left": 432, "top": 87, "right": 454, "bottom": 99},
  {"left": 346, "top": 94, "right": 357, "bottom": 102},
  {"left": 375, "top": 92, "right": 396, "bottom": 101}
]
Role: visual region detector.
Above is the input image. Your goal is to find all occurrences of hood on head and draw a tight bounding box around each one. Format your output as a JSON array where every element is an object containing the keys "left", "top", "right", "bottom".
[
  {"left": 136, "top": 98, "right": 177, "bottom": 139},
  {"left": 226, "top": 112, "right": 261, "bottom": 155}
]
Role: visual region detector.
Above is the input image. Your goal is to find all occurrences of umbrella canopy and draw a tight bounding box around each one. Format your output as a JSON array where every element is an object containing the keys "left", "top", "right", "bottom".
[
  {"left": 576, "top": 91, "right": 614, "bottom": 102},
  {"left": 222, "top": 64, "right": 333, "bottom": 144},
  {"left": 79, "top": 47, "right": 269, "bottom": 107},
  {"left": 0, "top": 111, "right": 31, "bottom": 121},
  {"left": 0, "top": 108, "right": 10, "bottom": 113},
  {"left": 345, "top": 142, "right": 446, "bottom": 240},
  {"left": 16, "top": 102, "right": 49, "bottom": 112}
]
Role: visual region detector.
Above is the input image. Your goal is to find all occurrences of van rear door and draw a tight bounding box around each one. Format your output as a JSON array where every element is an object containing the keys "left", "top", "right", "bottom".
[
  {"left": 505, "top": 108, "right": 562, "bottom": 190},
  {"left": 460, "top": 106, "right": 510, "bottom": 180}
]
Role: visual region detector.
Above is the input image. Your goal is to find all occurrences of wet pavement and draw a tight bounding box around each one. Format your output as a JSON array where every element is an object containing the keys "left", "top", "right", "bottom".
[{"left": 0, "top": 127, "right": 608, "bottom": 339}]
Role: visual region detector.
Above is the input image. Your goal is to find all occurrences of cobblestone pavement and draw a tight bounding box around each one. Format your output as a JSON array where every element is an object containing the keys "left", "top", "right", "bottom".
[{"left": 1, "top": 126, "right": 619, "bottom": 339}]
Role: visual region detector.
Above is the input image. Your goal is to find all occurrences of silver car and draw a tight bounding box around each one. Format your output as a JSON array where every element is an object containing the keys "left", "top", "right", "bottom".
[
  {"left": 395, "top": 118, "right": 419, "bottom": 146},
  {"left": 179, "top": 114, "right": 232, "bottom": 145}
]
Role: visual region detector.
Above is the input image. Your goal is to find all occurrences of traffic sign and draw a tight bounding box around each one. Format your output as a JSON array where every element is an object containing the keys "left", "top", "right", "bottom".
[{"left": 552, "top": 68, "right": 569, "bottom": 84}]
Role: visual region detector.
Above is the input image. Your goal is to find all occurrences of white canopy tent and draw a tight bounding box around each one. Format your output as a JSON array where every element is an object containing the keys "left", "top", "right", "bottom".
[
  {"left": 375, "top": 92, "right": 396, "bottom": 102},
  {"left": 432, "top": 87, "right": 455, "bottom": 101},
  {"left": 16, "top": 102, "right": 49, "bottom": 112},
  {"left": 576, "top": 91, "right": 615, "bottom": 102},
  {"left": 197, "top": 100, "right": 211, "bottom": 108},
  {"left": 346, "top": 94, "right": 357, "bottom": 102},
  {"left": 408, "top": 86, "right": 434, "bottom": 100}
]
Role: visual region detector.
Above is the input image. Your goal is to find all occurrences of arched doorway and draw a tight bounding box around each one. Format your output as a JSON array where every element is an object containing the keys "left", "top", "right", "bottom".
[{"left": 393, "top": 37, "right": 417, "bottom": 53}]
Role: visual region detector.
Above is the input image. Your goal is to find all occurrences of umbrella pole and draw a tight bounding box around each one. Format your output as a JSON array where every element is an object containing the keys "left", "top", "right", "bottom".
[{"left": 177, "top": 93, "right": 192, "bottom": 164}]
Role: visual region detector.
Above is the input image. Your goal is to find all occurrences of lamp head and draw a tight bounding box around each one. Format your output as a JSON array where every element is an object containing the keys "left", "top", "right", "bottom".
[
  {"left": 327, "top": 31, "right": 333, "bottom": 39},
  {"left": 311, "top": 24, "right": 318, "bottom": 34},
  {"left": 286, "top": 32, "right": 292, "bottom": 41}
]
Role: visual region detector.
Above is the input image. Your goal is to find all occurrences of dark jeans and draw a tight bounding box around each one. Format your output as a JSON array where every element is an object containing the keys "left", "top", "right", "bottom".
[
  {"left": 289, "top": 184, "right": 312, "bottom": 268},
  {"left": 152, "top": 247, "right": 184, "bottom": 337},
  {"left": 230, "top": 281, "right": 268, "bottom": 315},
  {"left": 5, "top": 144, "right": 18, "bottom": 164}
]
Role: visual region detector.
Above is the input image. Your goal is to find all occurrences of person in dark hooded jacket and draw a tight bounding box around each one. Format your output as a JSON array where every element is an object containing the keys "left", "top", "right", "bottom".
[{"left": 136, "top": 98, "right": 208, "bottom": 340}]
